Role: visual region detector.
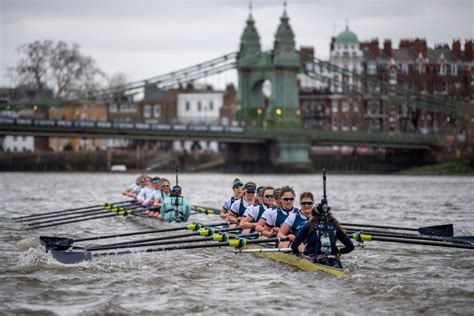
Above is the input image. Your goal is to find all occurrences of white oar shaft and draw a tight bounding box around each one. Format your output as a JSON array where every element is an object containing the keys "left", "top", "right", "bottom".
[{"left": 234, "top": 248, "right": 292, "bottom": 253}]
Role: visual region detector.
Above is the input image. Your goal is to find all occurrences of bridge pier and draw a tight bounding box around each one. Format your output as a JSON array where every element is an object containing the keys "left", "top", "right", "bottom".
[{"left": 270, "top": 139, "right": 312, "bottom": 172}]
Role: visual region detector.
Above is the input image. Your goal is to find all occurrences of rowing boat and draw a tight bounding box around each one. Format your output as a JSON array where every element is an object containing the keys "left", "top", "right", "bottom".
[{"left": 127, "top": 213, "right": 346, "bottom": 277}]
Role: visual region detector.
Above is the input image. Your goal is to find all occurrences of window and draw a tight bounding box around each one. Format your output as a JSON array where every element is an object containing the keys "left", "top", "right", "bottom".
[
  {"left": 332, "top": 102, "right": 338, "bottom": 113},
  {"left": 143, "top": 105, "right": 151, "bottom": 118},
  {"left": 185, "top": 101, "right": 190, "bottom": 111},
  {"left": 417, "top": 63, "right": 425, "bottom": 74},
  {"left": 451, "top": 64, "right": 458, "bottom": 76},
  {"left": 389, "top": 71, "right": 397, "bottom": 84},
  {"left": 197, "top": 101, "right": 202, "bottom": 111},
  {"left": 439, "top": 65, "right": 447, "bottom": 76},
  {"left": 153, "top": 105, "right": 161, "bottom": 118},
  {"left": 367, "top": 63, "right": 377, "bottom": 75},
  {"left": 209, "top": 101, "right": 213, "bottom": 111},
  {"left": 401, "top": 64, "right": 409, "bottom": 74},
  {"left": 342, "top": 101, "right": 349, "bottom": 112}
]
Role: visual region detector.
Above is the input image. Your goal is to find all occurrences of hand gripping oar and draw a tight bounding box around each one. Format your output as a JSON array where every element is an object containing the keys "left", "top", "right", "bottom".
[
  {"left": 345, "top": 228, "right": 474, "bottom": 245},
  {"left": 18, "top": 201, "right": 139, "bottom": 223},
  {"left": 12, "top": 200, "right": 134, "bottom": 221},
  {"left": 26, "top": 204, "right": 144, "bottom": 227},
  {"left": 56, "top": 227, "right": 248, "bottom": 252},
  {"left": 351, "top": 232, "right": 474, "bottom": 250},
  {"left": 27, "top": 205, "right": 151, "bottom": 230},
  {"left": 40, "top": 221, "right": 230, "bottom": 249},
  {"left": 342, "top": 223, "right": 454, "bottom": 237},
  {"left": 50, "top": 236, "right": 289, "bottom": 264}
]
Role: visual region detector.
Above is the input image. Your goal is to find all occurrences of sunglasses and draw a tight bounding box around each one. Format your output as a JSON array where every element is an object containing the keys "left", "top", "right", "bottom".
[
  {"left": 282, "top": 197, "right": 295, "bottom": 201},
  {"left": 162, "top": 185, "right": 170, "bottom": 188},
  {"left": 300, "top": 201, "right": 314, "bottom": 206},
  {"left": 246, "top": 190, "right": 256, "bottom": 194},
  {"left": 264, "top": 194, "right": 274, "bottom": 198}
]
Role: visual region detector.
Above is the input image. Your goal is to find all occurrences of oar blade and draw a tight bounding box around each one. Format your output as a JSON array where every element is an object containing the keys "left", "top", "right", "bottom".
[
  {"left": 39, "top": 236, "right": 74, "bottom": 249},
  {"left": 418, "top": 224, "right": 453, "bottom": 237},
  {"left": 50, "top": 250, "right": 92, "bottom": 264},
  {"left": 451, "top": 236, "right": 474, "bottom": 243}
]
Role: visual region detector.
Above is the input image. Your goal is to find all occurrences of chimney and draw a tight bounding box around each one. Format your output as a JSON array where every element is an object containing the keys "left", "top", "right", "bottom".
[
  {"left": 384, "top": 39, "right": 392, "bottom": 57},
  {"left": 360, "top": 39, "right": 379, "bottom": 57},
  {"left": 300, "top": 46, "right": 315, "bottom": 62},
  {"left": 415, "top": 39, "right": 427, "bottom": 58},
  {"left": 330, "top": 37, "right": 335, "bottom": 52},
  {"left": 452, "top": 40, "right": 462, "bottom": 59},
  {"left": 464, "top": 40, "right": 473, "bottom": 60}
]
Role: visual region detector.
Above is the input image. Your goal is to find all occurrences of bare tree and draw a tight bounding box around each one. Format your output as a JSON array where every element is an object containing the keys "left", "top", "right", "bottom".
[
  {"left": 8, "top": 40, "right": 105, "bottom": 99},
  {"left": 8, "top": 40, "right": 53, "bottom": 91},
  {"left": 107, "top": 72, "right": 130, "bottom": 89}
]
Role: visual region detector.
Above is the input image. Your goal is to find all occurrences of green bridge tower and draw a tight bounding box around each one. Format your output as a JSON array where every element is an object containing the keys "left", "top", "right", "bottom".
[{"left": 236, "top": 8, "right": 311, "bottom": 169}]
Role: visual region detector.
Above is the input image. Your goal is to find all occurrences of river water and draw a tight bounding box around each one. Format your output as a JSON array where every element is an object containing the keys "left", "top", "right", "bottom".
[{"left": 0, "top": 173, "right": 472, "bottom": 315}]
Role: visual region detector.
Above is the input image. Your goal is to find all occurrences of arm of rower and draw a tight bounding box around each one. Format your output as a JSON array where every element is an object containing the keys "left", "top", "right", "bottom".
[
  {"left": 277, "top": 224, "right": 293, "bottom": 240},
  {"left": 219, "top": 207, "right": 228, "bottom": 219},
  {"left": 336, "top": 229, "right": 355, "bottom": 254},
  {"left": 239, "top": 216, "right": 256, "bottom": 229},
  {"left": 255, "top": 218, "right": 267, "bottom": 233},
  {"left": 227, "top": 212, "right": 239, "bottom": 224},
  {"left": 122, "top": 188, "right": 132, "bottom": 196},
  {"left": 261, "top": 224, "right": 277, "bottom": 237}
]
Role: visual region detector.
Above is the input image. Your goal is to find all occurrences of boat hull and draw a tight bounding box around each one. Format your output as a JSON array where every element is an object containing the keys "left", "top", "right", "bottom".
[{"left": 127, "top": 215, "right": 345, "bottom": 277}]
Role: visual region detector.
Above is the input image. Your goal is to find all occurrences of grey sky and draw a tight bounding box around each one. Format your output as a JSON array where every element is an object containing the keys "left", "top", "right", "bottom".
[{"left": 1, "top": 0, "right": 473, "bottom": 87}]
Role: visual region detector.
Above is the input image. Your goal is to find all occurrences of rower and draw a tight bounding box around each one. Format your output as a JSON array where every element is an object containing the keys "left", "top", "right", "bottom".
[
  {"left": 122, "top": 175, "right": 145, "bottom": 199},
  {"left": 256, "top": 186, "right": 297, "bottom": 237},
  {"left": 240, "top": 186, "right": 275, "bottom": 230},
  {"left": 273, "top": 188, "right": 282, "bottom": 208},
  {"left": 136, "top": 176, "right": 153, "bottom": 204},
  {"left": 277, "top": 192, "right": 314, "bottom": 241},
  {"left": 227, "top": 181, "right": 257, "bottom": 224},
  {"left": 220, "top": 178, "right": 244, "bottom": 218},
  {"left": 152, "top": 178, "right": 171, "bottom": 207},
  {"left": 160, "top": 185, "right": 191, "bottom": 223},
  {"left": 256, "top": 186, "right": 265, "bottom": 204},
  {"left": 291, "top": 199, "right": 354, "bottom": 268}
]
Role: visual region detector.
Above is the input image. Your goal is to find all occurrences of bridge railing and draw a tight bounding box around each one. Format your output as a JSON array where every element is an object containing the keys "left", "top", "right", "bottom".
[{"left": 0, "top": 117, "right": 245, "bottom": 134}]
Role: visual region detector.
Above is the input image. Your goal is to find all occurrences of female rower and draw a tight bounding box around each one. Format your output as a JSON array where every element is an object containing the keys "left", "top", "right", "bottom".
[
  {"left": 240, "top": 186, "right": 275, "bottom": 230},
  {"left": 153, "top": 178, "right": 171, "bottom": 207},
  {"left": 277, "top": 192, "right": 314, "bottom": 241},
  {"left": 122, "top": 175, "right": 145, "bottom": 199},
  {"left": 256, "top": 186, "right": 265, "bottom": 205},
  {"left": 136, "top": 176, "right": 153, "bottom": 204},
  {"left": 220, "top": 178, "right": 244, "bottom": 218},
  {"left": 291, "top": 199, "right": 354, "bottom": 266},
  {"left": 256, "top": 186, "right": 297, "bottom": 237},
  {"left": 227, "top": 182, "right": 257, "bottom": 224}
]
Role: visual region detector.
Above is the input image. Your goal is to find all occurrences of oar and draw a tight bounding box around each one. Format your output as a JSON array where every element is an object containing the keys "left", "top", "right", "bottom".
[
  {"left": 351, "top": 232, "right": 474, "bottom": 250},
  {"left": 27, "top": 207, "right": 150, "bottom": 230},
  {"left": 61, "top": 227, "right": 250, "bottom": 252},
  {"left": 12, "top": 200, "right": 134, "bottom": 221},
  {"left": 342, "top": 223, "right": 453, "bottom": 237},
  {"left": 50, "top": 236, "right": 289, "bottom": 264},
  {"left": 25, "top": 204, "right": 143, "bottom": 227},
  {"left": 17, "top": 201, "right": 139, "bottom": 223},
  {"left": 345, "top": 228, "right": 474, "bottom": 245},
  {"left": 191, "top": 205, "right": 220, "bottom": 215},
  {"left": 40, "top": 221, "right": 230, "bottom": 249}
]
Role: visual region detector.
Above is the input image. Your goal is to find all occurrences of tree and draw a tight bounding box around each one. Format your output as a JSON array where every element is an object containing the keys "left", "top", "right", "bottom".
[
  {"left": 8, "top": 40, "right": 106, "bottom": 99},
  {"left": 107, "top": 72, "right": 130, "bottom": 89}
]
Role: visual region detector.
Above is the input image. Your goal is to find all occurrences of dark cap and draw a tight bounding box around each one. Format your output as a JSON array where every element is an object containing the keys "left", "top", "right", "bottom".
[
  {"left": 244, "top": 182, "right": 257, "bottom": 191},
  {"left": 151, "top": 177, "right": 161, "bottom": 184},
  {"left": 273, "top": 188, "right": 282, "bottom": 199}
]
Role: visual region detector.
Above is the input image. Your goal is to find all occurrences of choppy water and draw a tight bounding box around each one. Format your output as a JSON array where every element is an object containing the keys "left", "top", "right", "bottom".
[{"left": 0, "top": 173, "right": 473, "bottom": 315}]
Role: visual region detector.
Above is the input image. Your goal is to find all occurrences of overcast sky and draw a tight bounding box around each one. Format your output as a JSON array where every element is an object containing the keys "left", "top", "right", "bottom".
[{"left": 1, "top": 0, "right": 473, "bottom": 87}]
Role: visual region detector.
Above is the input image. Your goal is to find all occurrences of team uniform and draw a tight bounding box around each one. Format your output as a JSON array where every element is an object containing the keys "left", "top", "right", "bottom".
[
  {"left": 261, "top": 206, "right": 298, "bottom": 229},
  {"left": 230, "top": 199, "right": 256, "bottom": 218},
  {"left": 222, "top": 196, "right": 238, "bottom": 213},
  {"left": 142, "top": 189, "right": 163, "bottom": 206},
  {"left": 128, "top": 183, "right": 142, "bottom": 196},
  {"left": 160, "top": 196, "right": 191, "bottom": 222},
  {"left": 283, "top": 210, "right": 309, "bottom": 235},
  {"left": 137, "top": 187, "right": 154, "bottom": 204},
  {"left": 244, "top": 204, "right": 275, "bottom": 223}
]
